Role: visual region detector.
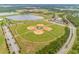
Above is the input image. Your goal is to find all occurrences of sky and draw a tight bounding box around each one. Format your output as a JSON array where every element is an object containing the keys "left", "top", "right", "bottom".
[{"left": 0, "top": 0, "right": 79, "bottom": 4}]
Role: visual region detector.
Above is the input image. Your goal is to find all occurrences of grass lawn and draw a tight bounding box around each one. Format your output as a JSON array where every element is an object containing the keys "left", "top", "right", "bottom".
[
  {"left": 9, "top": 20, "right": 66, "bottom": 53},
  {"left": 0, "top": 26, "right": 8, "bottom": 54}
]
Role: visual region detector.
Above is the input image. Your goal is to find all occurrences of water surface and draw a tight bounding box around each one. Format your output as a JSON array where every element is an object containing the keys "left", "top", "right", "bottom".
[{"left": 7, "top": 14, "right": 44, "bottom": 20}]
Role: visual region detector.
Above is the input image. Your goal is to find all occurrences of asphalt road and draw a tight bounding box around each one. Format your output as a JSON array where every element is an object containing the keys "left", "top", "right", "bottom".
[
  {"left": 2, "top": 25, "right": 20, "bottom": 54},
  {"left": 57, "top": 15, "right": 76, "bottom": 54}
]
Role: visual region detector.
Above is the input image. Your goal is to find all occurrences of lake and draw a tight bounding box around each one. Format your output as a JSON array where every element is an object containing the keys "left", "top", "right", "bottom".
[{"left": 7, "top": 14, "right": 44, "bottom": 20}]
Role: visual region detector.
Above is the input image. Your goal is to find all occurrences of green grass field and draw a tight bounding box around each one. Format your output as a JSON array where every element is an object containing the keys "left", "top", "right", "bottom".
[
  {"left": 0, "top": 26, "right": 8, "bottom": 54},
  {"left": 36, "top": 27, "right": 69, "bottom": 54},
  {"left": 9, "top": 20, "right": 66, "bottom": 53}
]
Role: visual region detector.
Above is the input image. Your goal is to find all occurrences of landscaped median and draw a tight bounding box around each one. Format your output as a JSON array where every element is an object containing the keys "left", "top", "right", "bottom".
[{"left": 0, "top": 26, "right": 9, "bottom": 54}]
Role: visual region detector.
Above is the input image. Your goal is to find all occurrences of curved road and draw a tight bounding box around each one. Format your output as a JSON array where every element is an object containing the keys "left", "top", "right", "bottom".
[{"left": 57, "top": 15, "right": 76, "bottom": 54}]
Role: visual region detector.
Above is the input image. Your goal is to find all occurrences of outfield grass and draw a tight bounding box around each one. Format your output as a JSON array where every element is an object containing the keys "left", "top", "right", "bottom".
[
  {"left": 0, "top": 26, "right": 8, "bottom": 54},
  {"left": 9, "top": 20, "right": 66, "bottom": 53},
  {"left": 36, "top": 27, "right": 69, "bottom": 54}
]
